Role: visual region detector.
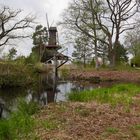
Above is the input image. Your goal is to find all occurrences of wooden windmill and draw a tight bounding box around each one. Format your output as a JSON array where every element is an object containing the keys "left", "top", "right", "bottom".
[{"left": 41, "top": 14, "right": 68, "bottom": 74}]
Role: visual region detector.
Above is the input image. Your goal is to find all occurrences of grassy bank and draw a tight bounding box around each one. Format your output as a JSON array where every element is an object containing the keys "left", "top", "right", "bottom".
[
  {"left": 34, "top": 95, "right": 140, "bottom": 139},
  {"left": 68, "top": 83, "right": 140, "bottom": 106},
  {"left": 0, "top": 99, "right": 39, "bottom": 140},
  {"left": 33, "top": 83, "right": 140, "bottom": 139},
  {"left": 0, "top": 84, "right": 140, "bottom": 139},
  {"left": 0, "top": 99, "right": 66, "bottom": 140},
  {"left": 0, "top": 61, "right": 37, "bottom": 88}
]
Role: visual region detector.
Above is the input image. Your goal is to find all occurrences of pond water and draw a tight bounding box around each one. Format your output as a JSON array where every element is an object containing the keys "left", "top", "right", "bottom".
[{"left": 0, "top": 73, "right": 122, "bottom": 118}]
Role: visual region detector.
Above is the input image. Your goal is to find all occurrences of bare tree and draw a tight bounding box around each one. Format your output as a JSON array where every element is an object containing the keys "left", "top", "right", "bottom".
[
  {"left": 60, "top": 0, "right": 105, "bottom": 69},
  {"left": 0, "top": 6, "right": 35, "bottom": 47},
  {"left": 60, "top": 0, "right": 140, "bottom": 67},
  {"left": 94, "top": 0, "right": 139, "bottom": 66},
  {"left": 125, "top": 20, "right": 140, "bottom": 56}
]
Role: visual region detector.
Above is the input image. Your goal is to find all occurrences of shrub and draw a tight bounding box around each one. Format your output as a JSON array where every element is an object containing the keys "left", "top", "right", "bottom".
[
  {"left": 60, "top": 68, "right": 70, "bottom": 79},
  {"left": 0, "top": 61, "right": 35, "bottom": 88},
  {"left": 0, "top": 120, "right": 11, "bottom": 140},
  {"left": 0, "top": 74, "right": 31, "bottom": 88},
  {"left": 0, "top": 99, "right": 39, "bottom": 139},
  {"left": 17, "top": 99, "right": 39, "bottom": 115},
  {"left": 131, "top": 56, "right": 140, "bottom": 67}
]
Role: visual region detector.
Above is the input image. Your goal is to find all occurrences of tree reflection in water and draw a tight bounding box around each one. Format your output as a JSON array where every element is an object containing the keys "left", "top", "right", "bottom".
[{"left": 0, "top": 72, "right": 105, "bottom": 118}]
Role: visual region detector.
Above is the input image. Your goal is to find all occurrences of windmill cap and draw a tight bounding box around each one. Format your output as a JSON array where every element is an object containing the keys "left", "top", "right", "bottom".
[{"left": 49, "top": 27, "right": 57, "bottom": 31}]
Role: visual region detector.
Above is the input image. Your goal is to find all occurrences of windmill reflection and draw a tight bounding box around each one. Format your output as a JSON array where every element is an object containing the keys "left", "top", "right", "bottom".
[
  {"left": 0, "top": 72, "right": 101, "bottom": 118},
  {"left": 0, "top": 103, "right": 4, "bottom": 118},
  {"left": 27, "top": 72, "right": 59, "bottom": 105}
]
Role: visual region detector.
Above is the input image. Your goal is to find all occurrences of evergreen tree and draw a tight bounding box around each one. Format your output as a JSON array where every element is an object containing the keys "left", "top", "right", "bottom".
[
  {"left": 32, "top": 25, "right": 48, "bottom": 62},
  {"left": 116, "top": 43, "right": 128, "bottom": 64},
  {"left": 72, "top": 35, "right": 93, "bottom": 67}
]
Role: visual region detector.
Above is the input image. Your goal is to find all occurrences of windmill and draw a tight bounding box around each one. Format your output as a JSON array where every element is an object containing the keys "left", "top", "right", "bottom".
[
  {"left": 41, "top": 13, "right": 69, "bottom": 74},
  {"left": 46, "top": 13, "right": 50, "bottom": 29},
  {"left": 45, "top": 13, "right": 59, "bottom": 47}
]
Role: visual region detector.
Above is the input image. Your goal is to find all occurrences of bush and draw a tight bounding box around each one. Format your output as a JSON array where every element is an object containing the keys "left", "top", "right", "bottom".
[
  {"left": 0, "top": 61, "right": 35, "bottom": 88},
  {"left": 60, "top": 68, "right": 70, "bottom": 79},
  {"left": 0, "top": 74, "right": 31, "bottom": 88},
  {"left": 131, "top": 56, "right": 140, "bottom": 67},
  {"left": 9, "top": 112, "right": 35, "bottom": 139},
  {"left": 0, "top": 120, "right": 11, "bottom": 140},
  {"left": 0, "top": 99, "right": 39, "bottom": 139},
  {"left": 17, "top": 99, "right": 39, "bottom": 115},
  {"left": 34, "top": 62, "right": 49, "bottom": 73}
]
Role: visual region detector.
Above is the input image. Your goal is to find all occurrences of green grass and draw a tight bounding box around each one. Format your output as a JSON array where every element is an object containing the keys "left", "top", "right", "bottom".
[
  {"left": 133, "top": 125, "right": 140, "bottom": 129},
  {"left": 130, "top": 124, "right": 140, "bottom": 139},
  {"left": 75, "top": 63, "right": 140, "bottom": 72},
  {"left": 102, "top": 127, "right": 119, "bottom": 138},
  {"left": 106, "top": 127, "right": 119, "bottom": 134},
  {"left": 60, "top": 68, "right": 70, "bottom": 79},
  {"left": 0, "top": 61, "right": 36, "bottom": 88},
  {"left": 41, "top": 120, "right": 58, "bottom": 130},
  {"left": 0, "top": 120, "right": 11, "bottom": 140},
  {"left": 75, "top": 105, "right": 91, "bottom": 117},
  {"left": 17, "top": 98, "right": 39, "bottom": 115},
  {"left": 0, "top": 99, "right": 39, "bottom": 140},
  {"left": 68, "top": 83, "right": 140, "bottom": 106},
  {"left": 0, "top": 99, "right": 63, "bottom": 139}
]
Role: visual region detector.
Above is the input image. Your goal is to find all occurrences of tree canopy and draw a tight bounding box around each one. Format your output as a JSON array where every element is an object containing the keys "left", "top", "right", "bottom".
[{"left": 28, "top": 25, "right": 48, "bottom": 63}]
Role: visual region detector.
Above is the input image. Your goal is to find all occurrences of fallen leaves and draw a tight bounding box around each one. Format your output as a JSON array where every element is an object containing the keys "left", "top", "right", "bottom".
[
  {"left": 34, "top": 99, "right": 140, "bottom": 140},
  {"left": 69, "top": 70, "right": 140, "bottom": 82}
]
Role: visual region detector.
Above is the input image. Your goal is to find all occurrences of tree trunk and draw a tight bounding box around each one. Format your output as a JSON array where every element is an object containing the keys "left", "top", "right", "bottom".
[
  {"left": 90, "top": 0, "right": 99, "bottom": 70},
  {"left": 95, "top": 45, "right": 99, "bottom": 69},
  {"left": 109, "top": 42, "right": 119, "bottom": 67},
  {"left": 83, "top": 53, "right": 86, "bottom": 68},
  {"left": 107, "top": 37, "right": 115, "bottom": 67}
]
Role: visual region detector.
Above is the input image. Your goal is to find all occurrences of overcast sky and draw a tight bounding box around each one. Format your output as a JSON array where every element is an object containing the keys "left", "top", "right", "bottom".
[{"left": 0, "top": 0, "right": 71, "bottom": 56}]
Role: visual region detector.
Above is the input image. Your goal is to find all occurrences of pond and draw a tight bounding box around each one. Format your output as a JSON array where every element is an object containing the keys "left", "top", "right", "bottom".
[{"left": 0, "top": 72, "right": 123, "bottom": 118}]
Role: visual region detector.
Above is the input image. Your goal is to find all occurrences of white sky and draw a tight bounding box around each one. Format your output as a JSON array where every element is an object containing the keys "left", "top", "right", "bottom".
[{"left": 0, "top": 0, "right": 71, "bottom": 56}]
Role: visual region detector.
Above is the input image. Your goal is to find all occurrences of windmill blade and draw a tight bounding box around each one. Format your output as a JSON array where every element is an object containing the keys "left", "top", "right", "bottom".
[
  {"left": 46, "top": 13, "right": 50, "bottom": 30},
  {"left": 50, "top": 20, "right": 54, "bottom": 27}
]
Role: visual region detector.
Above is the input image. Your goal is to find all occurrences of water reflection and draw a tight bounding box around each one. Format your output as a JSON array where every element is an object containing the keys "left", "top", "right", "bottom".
[
  {"left": 0, "top": 72, "right": 122, "bottom": 118},
  {"left": 0, "top": 73, "right": 74, "bottom": 117},
  {"left": 32, "top": 72, "right": 58, "bottom": 105}
]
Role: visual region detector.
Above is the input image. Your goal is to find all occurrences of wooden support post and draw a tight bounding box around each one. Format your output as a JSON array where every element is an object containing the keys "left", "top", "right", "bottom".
[
  {"left": 0, "top": 103, "right": 3, "bottom": 118},
  {"left": 53, "top": 54, "right": 58, "bottom": 77},
  {"left": 52, "top": 54, "right": 57, "bottom": 102}
]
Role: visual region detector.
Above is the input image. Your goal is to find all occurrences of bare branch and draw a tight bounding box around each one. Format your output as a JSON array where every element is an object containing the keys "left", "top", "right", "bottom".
[{"left": 0, "top": 5, "right": 35, "bottom": 47}]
